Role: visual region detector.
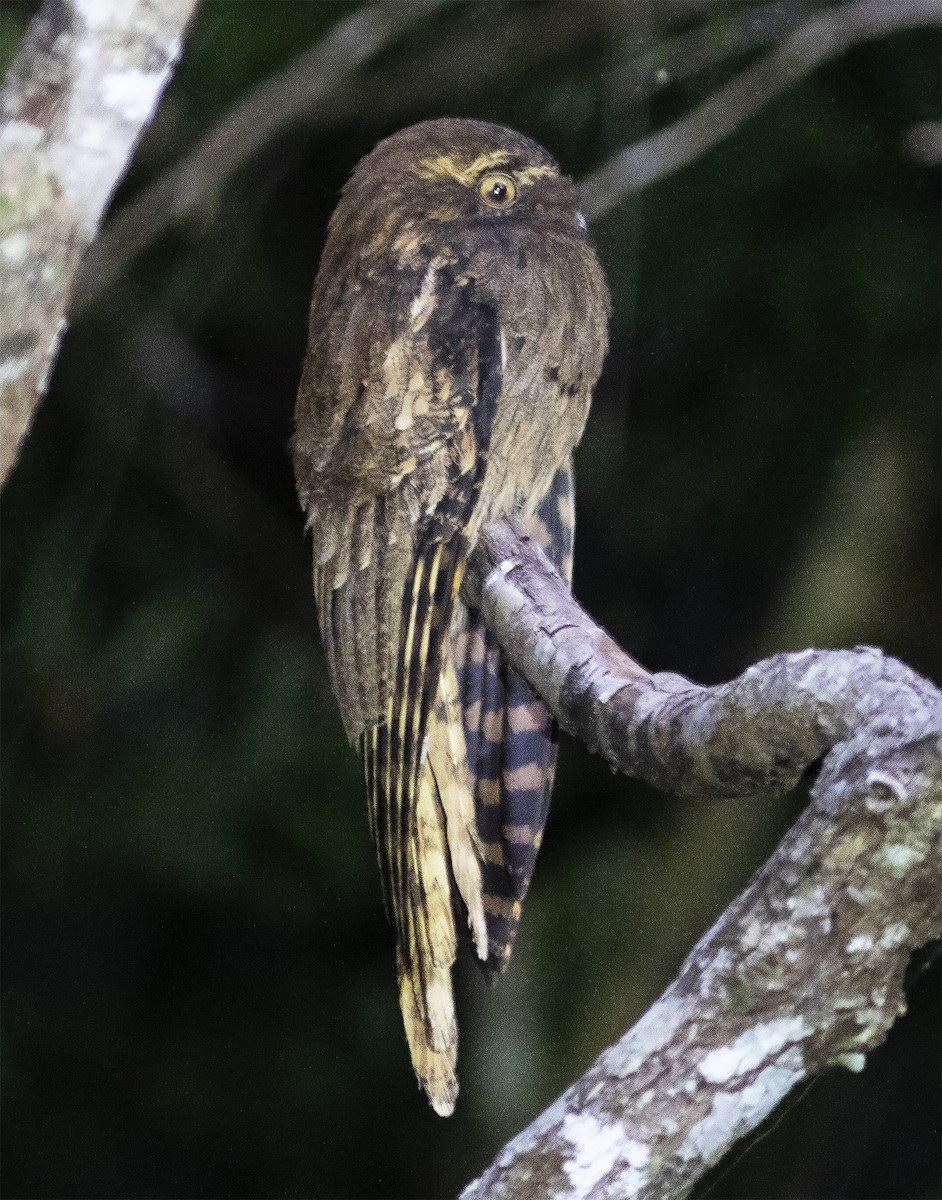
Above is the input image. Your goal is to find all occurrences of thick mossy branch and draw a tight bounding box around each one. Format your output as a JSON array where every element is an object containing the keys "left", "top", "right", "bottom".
[{"left": 460, "top": 520, "right": 942, "bottom": 1200}]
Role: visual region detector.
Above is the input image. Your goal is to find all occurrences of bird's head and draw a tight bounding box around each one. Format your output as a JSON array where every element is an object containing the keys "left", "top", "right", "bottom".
[{"left": 330, "top": 118, "right": 589, "bottom": 268}]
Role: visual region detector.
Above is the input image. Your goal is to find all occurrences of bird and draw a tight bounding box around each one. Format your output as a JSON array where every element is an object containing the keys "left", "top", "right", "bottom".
[{"left": 292, "top": 118, "right": 609, "bottom": 1116}]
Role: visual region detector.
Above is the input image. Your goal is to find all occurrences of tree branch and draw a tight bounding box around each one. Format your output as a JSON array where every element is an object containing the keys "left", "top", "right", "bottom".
[
  {"left": 0, "top": 0, "right": 201, "bottom": 485},
  {"left": 577, "top": 0, "right": 942, "bottom": 221},
  {"left": 460, "top": 520, "right": 942, "bottom": 1200}
]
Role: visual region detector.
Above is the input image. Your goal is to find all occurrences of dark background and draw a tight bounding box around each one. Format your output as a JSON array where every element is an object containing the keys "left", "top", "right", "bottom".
[{"left": 2, "top": 2, "right": 939, "bottom": 1198}]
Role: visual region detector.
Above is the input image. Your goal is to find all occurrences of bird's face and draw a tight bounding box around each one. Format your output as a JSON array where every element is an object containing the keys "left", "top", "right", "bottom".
[{"left": 330, "top": 119, "right": 589, "bottom": 271}]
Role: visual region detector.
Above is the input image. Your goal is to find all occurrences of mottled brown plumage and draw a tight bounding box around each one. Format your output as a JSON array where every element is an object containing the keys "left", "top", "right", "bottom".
[{"left": 293, "top": 118, "right": 609, "bottom": 1115}]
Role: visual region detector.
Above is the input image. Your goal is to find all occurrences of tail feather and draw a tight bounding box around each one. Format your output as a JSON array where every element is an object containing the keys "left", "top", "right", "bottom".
[
  {"left": 362, "top": 534, "right": 474, "bottom": 1115},
  {"left": 454, "top": 462, "right": 575, "bottom": 974},
  {"left": 395, "top": 694, "right": 461, "bottom": 1116},
  {"left": 428, "top": 652, "right": 488, "bottom": 962},
  {"left": 360, "top": 452, "right": 573, "bottom": 1107}
]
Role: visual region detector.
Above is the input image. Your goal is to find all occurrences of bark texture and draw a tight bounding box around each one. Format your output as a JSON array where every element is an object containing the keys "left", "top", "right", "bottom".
[
  {"left": 460, "top": 520, "right": 941, "bottom": 1200},
  {"left": 0, "top": 0, "right": 199, "bottom": 484}
]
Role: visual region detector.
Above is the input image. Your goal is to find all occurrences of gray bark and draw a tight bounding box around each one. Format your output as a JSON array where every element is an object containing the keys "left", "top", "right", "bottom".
[
  {"left": 460, "top": 520, "right": 941, "bottom": 1200},
  {"left": 0, "top": 0, "right": 200, "bottom": 484}
]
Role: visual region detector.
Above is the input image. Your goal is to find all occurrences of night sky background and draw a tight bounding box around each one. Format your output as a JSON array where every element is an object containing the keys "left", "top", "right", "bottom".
[{"left": 2, "top": 2, "right": 939, "bottom": 1198}]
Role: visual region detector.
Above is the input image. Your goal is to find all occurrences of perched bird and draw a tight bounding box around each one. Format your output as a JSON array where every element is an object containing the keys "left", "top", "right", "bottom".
[{"left": 293, "top": 118, "right": 609, "bottom": 1115}]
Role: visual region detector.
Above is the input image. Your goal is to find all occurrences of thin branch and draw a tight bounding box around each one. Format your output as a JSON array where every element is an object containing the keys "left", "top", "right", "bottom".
[
  {"left": 577, "top": 0, "right": 942, "bottom": 221},
  {"left": 0, "top": 0, "right": 200, "bottom": 485},
  {"left": 459, "top": 520, "right": 942, "bottom": 1200},
  {"left": 75, "top": 0, "right": 449, "bottom": 307},
  {"left": 623, "top": 0, "right": 812, "bottom": 105}
]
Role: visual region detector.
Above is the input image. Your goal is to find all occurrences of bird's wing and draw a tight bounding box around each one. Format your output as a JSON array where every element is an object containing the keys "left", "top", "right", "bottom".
[
  {"left": 295, "top": 263, "right": 502, "bottom": 1114},
  {"left": 454, "top": 462, "right": 575, "bottom": 975},
  {"left": 294, "top": 262, "right": 499, "bottom": 737}
]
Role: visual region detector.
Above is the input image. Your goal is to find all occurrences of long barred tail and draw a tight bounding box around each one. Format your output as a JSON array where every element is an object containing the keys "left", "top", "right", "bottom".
[{"left": 454, "top": 462, "right": 575, "bottom": 975}]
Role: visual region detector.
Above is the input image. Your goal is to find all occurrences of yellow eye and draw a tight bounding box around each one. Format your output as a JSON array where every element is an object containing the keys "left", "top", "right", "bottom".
[{"left": 479, "top": 171, "right": 518, "bottom": 209}]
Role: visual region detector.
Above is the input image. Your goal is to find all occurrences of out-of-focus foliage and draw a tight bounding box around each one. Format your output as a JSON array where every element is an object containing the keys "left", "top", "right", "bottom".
[{"left": 2, "top": 2, "right": 939, "bottom": 1198}]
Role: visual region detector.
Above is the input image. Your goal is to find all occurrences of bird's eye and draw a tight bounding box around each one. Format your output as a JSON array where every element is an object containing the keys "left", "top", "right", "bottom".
[{"left": 479, "top": 171, "right": 518, "bottom": 209}]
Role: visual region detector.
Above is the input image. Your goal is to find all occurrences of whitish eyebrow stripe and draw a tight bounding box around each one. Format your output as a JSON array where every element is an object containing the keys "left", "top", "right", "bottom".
[
  {"left": 416, "top": 154, "right": 557, "bottom": 188},
  {"left": 416, "top": 151, "right": 511, "bottom": 184},
  {"left": 516, "top": 164, "right": 557, "bottom": 185}
]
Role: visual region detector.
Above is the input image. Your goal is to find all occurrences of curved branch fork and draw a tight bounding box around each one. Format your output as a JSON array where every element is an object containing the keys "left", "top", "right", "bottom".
[{"left": 462, "top": 520, "right": 942, "bottom": 1200}]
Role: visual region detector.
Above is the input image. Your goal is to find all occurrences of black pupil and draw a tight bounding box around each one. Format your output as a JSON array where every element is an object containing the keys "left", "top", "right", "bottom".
[{"left": 490, "top": 180, "right": 507, "bottom": 202}]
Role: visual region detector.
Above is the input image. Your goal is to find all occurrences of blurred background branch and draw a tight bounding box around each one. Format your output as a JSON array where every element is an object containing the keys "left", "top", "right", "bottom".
[
  {"left": 579, "top": 0, "right": 942, "bottom": 219},
  {"left": 904, "top": 118, "right": 942, "bottom": 164}
]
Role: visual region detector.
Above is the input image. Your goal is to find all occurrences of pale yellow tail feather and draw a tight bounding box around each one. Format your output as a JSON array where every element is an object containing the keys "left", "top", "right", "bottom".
[
  {"left": 397, "top": 764, "right": 459, "bottom": 1115},
  {"left": 428, "top": 653, "right": 488, "bottom": 961},
  {"left": 398, "top": 949, "right": 458, "bottom": 1116}
]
